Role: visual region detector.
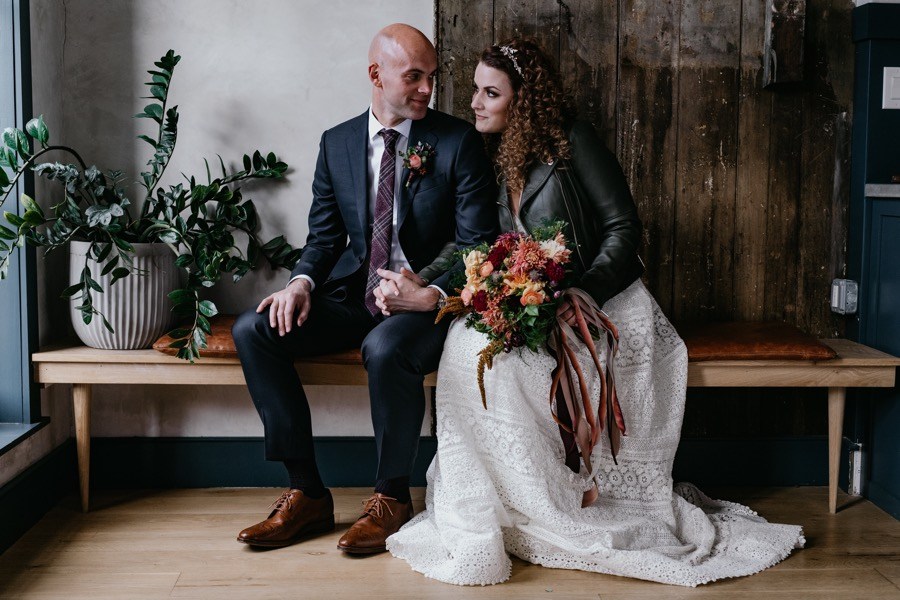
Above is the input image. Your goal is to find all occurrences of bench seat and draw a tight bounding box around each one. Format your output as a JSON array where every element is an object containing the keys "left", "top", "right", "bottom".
[{"left": 31, "top": 321, "right": 900, "bottom": 514}]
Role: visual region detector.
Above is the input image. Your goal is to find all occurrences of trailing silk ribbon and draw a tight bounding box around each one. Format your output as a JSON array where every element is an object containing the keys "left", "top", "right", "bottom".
[{"left": 546, "top": 288, "right": 627, "bottom": 505}]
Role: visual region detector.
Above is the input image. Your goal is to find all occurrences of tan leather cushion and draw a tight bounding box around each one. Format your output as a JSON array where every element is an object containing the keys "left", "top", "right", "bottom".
[
  {"left": 679, "top": 321, "right": 837, "bottom": 361},
  {"left": 155, "top": 316, "right": 836, "bottom": 363},
  {"left": 153, "top": 314, "right": 364, "bottom": 363}
]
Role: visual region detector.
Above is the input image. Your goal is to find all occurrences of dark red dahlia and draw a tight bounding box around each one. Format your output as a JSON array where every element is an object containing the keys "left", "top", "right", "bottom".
[
  {"left": 487, "top": 246, "right": 509, "bottom": 268},
  {"left": 472, "top": 290, "right": 489, "bottom": 312},
  {"left": 545, "top": 261, "right": 565, "bottom": 284}
]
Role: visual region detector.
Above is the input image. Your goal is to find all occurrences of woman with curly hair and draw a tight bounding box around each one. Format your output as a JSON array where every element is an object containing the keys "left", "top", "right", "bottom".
[{"left": 387, "top": 38, "right": 803, "bottom": 586}]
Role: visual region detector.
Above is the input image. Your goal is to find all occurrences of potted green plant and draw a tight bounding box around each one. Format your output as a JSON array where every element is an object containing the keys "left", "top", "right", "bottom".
[{"left": 0, "top": 50, "right": 299, "bottom": 359}]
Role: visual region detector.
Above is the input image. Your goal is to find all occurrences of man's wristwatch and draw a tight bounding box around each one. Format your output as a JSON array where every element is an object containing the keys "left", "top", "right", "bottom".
[{"left": 435, "top": 294, "right": 448, "bottom": 311}]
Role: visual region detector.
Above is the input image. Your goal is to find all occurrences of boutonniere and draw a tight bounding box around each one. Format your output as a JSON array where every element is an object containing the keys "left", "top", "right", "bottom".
[{"left": 399, "top": 141, "right": 435, "bottom": 188}]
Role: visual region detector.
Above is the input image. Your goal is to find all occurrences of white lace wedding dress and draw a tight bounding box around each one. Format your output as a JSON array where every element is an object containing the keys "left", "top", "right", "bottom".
[{"left": 387, "top": 280, "right": 804, "bottom": 586}]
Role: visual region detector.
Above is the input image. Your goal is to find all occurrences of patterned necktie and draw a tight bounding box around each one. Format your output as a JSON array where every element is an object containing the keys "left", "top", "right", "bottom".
[{"left": 365, "top": 128, "right": 400, "bottom": 315}]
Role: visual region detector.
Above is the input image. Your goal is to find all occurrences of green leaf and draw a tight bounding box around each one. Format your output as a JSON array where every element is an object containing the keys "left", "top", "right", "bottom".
[
  {"left": 167, "top": 339, "right": 188, "bottom": 349},
  {"left": 21, "top": 194, "right": 44, "bottom": 219},
  {"left": 95, "top": 242, "right": 113, "bottom": 262},
  {"left": 0, "top": 167, "right": 9, "bottom": 187},
  {"left": 13, "top": 129, "right": 30, "bottom": 158},
  {"left": 86, "top": 276, "right": 103, "bottom": 292},
  {"left": 242, "top": 154, "right": 251, "bottom": 171},
  {"left": 197, "top": 314, "right": 212, "bottom": 334},
  {"left": 149, "top": 86, "right": 166, "bottom": 101},
  {"left": 174, "top": 253, "right": 193, "bottom": 268},
  {"left": 113, "top": 237, "right": 134, "bottom": 252},
  {"left": 0, "top": 224, "right": 16, "bottom": 240},
  {"left": 198, "top": 300, "right": 218, "bottom": 318},
  {"left": 111, "top": 267, "right": 130, "bottom": 281},
  {"left": 252, "top": 150, "right": 262, "bottom": 171},
  {"left": 137, "top": 103, "right": 164, "bottom": 122},
  {"left": 260, "top": 235, "right": 285, "bottom": 251},
  {"left": 5, "top": 212, "right": 25, "bottom": 227},
  {"left": 168, "top": 288, "right": 195, "bottom": 304},
  {"left": 266, "top": 152, "right": 277, "bottom": 166},
  {"left": 525, "top": 304, "right": 539, "bottom": 316},
  {"left": 100, "top": 255, "right": 119, "bottom": 276},
  {"left": 25, "top": 115, "right": 50, "bottom": 145},
  {"left": 60, "top": 282, "right": 83, "bottom": 298},
  {"left": 2, "top": 128, "right": 17, "bottom": 152},
  {"left": 137, "top": 135, "right": 158, "bottom": 148}
]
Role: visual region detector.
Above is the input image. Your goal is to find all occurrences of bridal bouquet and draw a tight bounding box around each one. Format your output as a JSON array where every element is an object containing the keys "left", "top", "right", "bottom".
[
  {"left": 437, "top": 221, "right": 627, "bottom": 475},
  {"left": 437, "top": 223, "right": 573, "bottom": 404}
]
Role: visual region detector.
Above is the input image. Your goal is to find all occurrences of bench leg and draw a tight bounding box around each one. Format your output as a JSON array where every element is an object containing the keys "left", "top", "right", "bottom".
[
  {"left": 828, "top": 387, "right": 846, "bottom": 514},
  {"left": 73, "top": 383, "right": 92, "bottom": 513}
]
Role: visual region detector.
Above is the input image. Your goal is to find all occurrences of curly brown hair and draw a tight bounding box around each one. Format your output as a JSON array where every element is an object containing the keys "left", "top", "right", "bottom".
[{"left": 480, "top": 39, "right": 576, "bottom": 195}]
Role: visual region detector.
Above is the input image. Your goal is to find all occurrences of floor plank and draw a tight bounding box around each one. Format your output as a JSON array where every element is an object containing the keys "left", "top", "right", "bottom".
[{"left": 1, "top": 487, "right": 898, "bottom": 599}]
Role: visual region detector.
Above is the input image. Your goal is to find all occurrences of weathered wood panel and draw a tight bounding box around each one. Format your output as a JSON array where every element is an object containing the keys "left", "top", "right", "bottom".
[
  {"left": 733, "top": 0, "right": 771, "bottom": 321},
  {"left": 559, "top": 0, "right": 619, "bottom": 151},
  {"left": 617, "top": 0, "right": 679, "bottom": 313},
  {"left": 435, "top": 0, "right": 494, "bottom": 122},
  {"left": 672, "top": 0, "right": 741, "bottom": 321}
]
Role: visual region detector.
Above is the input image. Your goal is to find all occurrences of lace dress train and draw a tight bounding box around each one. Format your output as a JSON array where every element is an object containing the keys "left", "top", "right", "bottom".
[{"left": 387, "top": 280, "right": 804, "bottom": 586}]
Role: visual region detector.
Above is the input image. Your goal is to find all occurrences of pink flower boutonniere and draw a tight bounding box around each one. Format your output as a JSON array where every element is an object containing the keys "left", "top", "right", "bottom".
[{"left": 400, "top": 141, "right": 435, "bottom": 188}]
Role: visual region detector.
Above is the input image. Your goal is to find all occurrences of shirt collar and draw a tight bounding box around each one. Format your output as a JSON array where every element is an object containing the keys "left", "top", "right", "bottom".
[{"left": 368, "top": 107, "right": 412, "bottom": 143}]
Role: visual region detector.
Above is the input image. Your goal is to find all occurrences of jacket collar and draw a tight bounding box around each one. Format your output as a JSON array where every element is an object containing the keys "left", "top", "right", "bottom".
[{"left": 498, "top": 159, "right": 559, "bottom": 219}]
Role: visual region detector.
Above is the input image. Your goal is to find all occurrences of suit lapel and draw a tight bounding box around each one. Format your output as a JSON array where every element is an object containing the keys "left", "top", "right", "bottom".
[
  {"left": 346, "top": 111, "right": 369, "bottom": 236},
  {"left": 397, "top": 114, "right": 438, "bottom": 228}
]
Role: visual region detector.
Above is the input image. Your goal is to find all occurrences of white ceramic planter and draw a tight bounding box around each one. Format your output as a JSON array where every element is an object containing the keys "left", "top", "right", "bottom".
[{"left": 69, "top": 241, "right": 179, "bottom": 349}]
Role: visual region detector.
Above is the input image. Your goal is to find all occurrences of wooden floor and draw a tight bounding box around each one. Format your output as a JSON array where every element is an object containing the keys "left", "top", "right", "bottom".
[{"left": 0, "top": 487, "right": 898, "bottom": 599}]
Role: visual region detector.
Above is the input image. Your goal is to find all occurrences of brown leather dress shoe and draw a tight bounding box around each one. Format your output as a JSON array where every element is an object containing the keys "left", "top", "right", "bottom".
[
  {"left": 237, "top": 489, "right": 335, "bottom": 548},
  {"left": 337, "top": 493, "right": 413, "bottom": 554}
]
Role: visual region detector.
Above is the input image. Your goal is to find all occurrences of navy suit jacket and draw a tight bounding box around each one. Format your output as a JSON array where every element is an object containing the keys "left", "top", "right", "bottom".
[{"left": 291, "top": 108, "right": 499, "bottom": 295}]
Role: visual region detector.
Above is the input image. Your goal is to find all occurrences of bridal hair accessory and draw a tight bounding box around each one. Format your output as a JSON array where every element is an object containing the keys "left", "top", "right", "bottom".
[{"left": 499, "top": 45, "right": 524, "bottom": 77}]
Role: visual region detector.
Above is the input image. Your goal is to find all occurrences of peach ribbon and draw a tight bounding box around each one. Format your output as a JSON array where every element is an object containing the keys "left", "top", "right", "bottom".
[{"left": 547, "top": 288, "right": 627, "bottom": 505}]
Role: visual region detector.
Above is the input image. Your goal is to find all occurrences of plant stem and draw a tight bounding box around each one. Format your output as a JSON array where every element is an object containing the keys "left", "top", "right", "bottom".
[{"left": 1, "top": 145, "right": 89, "bottom": 208}]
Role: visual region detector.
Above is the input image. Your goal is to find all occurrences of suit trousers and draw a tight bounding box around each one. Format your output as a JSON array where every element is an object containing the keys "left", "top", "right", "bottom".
[{"left": 232, "top": 292, "right": 451, "bottom": 480}]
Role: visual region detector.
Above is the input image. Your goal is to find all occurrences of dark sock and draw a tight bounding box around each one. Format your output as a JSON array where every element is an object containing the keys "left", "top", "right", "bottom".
[
  {"left": 284, "top": 458, "right": 326, "bottom": 499},
  {"left": 374, "top": 476, "right": 410, "bottom": 503}
]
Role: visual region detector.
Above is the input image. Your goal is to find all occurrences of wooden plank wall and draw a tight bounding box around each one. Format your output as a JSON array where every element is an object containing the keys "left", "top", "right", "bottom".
[{"left": 436, "top": 0, "right": 854, "bottom": 437}]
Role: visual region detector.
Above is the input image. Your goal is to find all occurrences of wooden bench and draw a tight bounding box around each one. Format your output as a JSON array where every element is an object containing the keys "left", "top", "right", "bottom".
[{"left": 32, "top": 332, "right": 899, "bottom": 514}]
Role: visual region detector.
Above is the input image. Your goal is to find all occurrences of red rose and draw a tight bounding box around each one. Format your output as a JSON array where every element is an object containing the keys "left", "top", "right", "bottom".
[
  {"left": 472, "top": 290, "right": 489, "bottom": 312},
  {"left": 408, "top": 154, "right": 422, "bottom": 169}
]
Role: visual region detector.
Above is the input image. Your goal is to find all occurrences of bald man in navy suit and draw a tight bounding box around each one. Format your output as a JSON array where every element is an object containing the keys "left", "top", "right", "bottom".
[{"left": 233, "top": 23, "right": 498, "bottom": 554}]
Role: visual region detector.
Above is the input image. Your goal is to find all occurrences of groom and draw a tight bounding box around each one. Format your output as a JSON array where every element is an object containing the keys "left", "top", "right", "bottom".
[{"left": 232, "top": 24, "right": 498, "bottom": 553}]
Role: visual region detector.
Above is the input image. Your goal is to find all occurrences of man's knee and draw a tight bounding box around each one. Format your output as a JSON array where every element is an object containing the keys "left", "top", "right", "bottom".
[
  {"left": 361, "top": 329, "right": 397, "bottom": 371},
  {"left": 232, "top": 308, "right": 271, "bottom": 350}
]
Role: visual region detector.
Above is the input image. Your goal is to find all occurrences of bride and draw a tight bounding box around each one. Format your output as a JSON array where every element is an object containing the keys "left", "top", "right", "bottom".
[{"left": 386, "top": 38, "right": 804, "bottom": 587}]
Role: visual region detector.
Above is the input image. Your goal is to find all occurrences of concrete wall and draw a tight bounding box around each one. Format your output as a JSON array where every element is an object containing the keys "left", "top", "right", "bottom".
[{"left": 1, "top": 0, "right": 436, "bottom": 486}]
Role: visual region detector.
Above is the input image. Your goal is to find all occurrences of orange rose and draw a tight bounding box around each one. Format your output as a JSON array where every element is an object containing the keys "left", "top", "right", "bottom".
[
  {"left": 479, "top": 262, "right": 494, "bottom": 277},
  {"left": 521, "top": 289, "right": 544, "bottom": 306}
]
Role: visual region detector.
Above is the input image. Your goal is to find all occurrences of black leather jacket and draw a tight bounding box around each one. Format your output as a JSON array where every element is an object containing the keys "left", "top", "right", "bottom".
[{"left": 497, "top": 121, "right": 644, "bottom": 308}]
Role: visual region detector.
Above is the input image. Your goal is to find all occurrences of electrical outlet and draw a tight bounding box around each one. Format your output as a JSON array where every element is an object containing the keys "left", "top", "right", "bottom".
[{"left": 831, "top": 279, "right": 858, "bottom": 315}]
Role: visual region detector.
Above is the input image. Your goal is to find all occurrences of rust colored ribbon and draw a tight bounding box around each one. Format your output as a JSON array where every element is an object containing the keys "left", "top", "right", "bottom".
[{"left": 547, "top": 288, "right": 626, "bottom": 503}]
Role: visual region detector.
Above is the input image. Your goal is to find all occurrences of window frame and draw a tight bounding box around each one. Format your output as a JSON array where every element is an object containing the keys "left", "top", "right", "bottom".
[{"left": 0, "top": 0, "right": 41, "bottom": 454}]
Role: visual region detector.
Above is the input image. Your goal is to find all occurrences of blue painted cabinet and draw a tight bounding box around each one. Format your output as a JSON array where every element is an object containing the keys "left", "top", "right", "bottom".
[{"left": 851, "top": 4, "right": 900, "bottom": 519}]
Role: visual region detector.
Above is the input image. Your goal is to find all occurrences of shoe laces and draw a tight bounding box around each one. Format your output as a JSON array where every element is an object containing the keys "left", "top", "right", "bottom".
[
  {"left": 361, "top": 494, "right": 395, "bottom": 520},
  {"left": 270, "top": 489, "right": 295, "bottom": 513}
]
